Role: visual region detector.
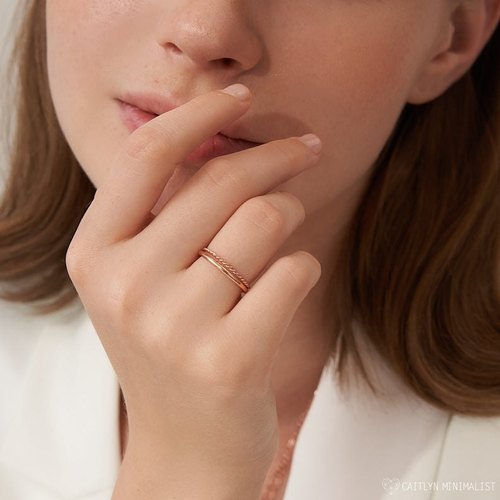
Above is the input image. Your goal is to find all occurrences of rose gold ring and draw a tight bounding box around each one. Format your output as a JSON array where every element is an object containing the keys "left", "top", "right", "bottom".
[{"left": 198, "top": 247, "right": 251, "bottom": 294}]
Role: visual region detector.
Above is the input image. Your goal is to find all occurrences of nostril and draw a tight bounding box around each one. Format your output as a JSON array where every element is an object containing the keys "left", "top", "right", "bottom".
[
  {"left": 164, "top": 42, "right": 182, "bottom": 54},
  {"left": 221, "top": 58, "right": 234, "bottom": 68}
]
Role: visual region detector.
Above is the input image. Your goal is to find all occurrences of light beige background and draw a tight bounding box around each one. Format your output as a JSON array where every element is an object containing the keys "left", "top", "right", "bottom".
[
  {"left": 0, "top": 0, "right": 18, "bottom": 189},
  {"left": 0, "top": 0, "right": 17, "bottom": 64}
]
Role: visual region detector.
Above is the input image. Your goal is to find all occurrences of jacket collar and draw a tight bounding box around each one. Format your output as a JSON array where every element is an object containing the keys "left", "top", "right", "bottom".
[
  {"left": 431, "top": 414, "right": 500, "bottom": 499},
  {"left": 3, "top": 308, "right": 498, "bottom": 499},
  {"left": 285, "top": 340, "right": 452, "bottom": 499}
]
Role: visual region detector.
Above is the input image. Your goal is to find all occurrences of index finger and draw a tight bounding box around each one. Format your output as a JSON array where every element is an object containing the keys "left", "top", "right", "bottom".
[{"left": 75, "top": 84, "right": 252, "bottom": 249}]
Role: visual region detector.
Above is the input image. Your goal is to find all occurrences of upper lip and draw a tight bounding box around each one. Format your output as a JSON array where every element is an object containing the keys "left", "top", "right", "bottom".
[
  {"left": 119, "top": 90, "right": 178, "bottom": 116},
  {"left": 117, "top": 90, "right": 262, "bottom": 144}
]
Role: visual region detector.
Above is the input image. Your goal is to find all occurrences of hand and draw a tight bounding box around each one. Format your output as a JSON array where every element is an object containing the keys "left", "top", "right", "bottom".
[{"left": 66, "top": 84, "right": 322, "bottom": 499}]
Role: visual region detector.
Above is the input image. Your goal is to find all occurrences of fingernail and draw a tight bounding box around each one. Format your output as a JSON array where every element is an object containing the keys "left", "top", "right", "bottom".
[
  {"left": 297, "top": 134, "right": 322, "bottom": 154},
  {"left": 221, "top": 83, "right": 251, "bottom": 100}
]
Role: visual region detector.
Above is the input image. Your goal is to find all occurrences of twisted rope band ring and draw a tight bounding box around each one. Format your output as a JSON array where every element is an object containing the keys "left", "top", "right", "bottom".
[{"left": 198, "top": 247, "right": 251, "bottom": 294}]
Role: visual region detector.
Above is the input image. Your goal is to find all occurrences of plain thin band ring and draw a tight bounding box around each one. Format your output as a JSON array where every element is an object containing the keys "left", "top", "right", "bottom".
[
  {"left": 198, "top": 247, "right": 251, "bottom": 293},
  {"left": 200, "top": 247, "right": 250, "bottom": 287}
]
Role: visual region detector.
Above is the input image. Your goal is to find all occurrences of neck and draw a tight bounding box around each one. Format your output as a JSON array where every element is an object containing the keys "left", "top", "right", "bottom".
[{"left": 266, "top": 171, "right": 369, "bottom": 428}]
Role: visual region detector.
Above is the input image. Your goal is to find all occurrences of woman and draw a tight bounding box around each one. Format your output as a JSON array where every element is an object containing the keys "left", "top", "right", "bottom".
[{"left": 0, "top": 0, "right": 499, "bottom": 498}]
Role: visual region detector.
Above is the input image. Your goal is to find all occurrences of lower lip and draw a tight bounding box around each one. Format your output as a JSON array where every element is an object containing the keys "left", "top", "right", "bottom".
[{"left": 117, "top": 100, "right": 261, "bottom": 165}]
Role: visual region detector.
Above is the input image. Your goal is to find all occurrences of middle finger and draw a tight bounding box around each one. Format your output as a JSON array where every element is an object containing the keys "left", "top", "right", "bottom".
[{"left": 135, "top": 135, "right": 321, "bottom": 268}]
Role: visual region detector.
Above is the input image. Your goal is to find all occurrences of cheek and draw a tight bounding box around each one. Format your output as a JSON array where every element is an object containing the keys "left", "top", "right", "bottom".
[
  {"left": 279, "top": 17, "right": 424, "bottom": 214},
  {"left": 45, "top": 1, "right": 140, "bottom": 186},
  {"left": 315, "top": 20, "right": 418, "bottom": 139},
  {"left": 46, "top": 4, "right": 96, "bottom": 183}
]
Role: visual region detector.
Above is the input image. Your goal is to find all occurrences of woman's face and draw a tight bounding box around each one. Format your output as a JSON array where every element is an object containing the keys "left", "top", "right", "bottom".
[{"left": 45, "top": 1, "right": 452, "bottom": 218}]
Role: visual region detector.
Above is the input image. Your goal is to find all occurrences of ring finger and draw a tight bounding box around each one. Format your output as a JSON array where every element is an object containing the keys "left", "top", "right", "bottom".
[
  {"left": 134, "top": 136, "right": 320, "bottom": 271},
  {"left": 185, "top": 190, "right": 306, "bottom": 317}
]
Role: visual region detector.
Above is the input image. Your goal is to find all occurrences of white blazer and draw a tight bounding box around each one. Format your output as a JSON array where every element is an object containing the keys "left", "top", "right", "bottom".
[{"left": 1, "top": 298, "right": 499, "bottom": 500}]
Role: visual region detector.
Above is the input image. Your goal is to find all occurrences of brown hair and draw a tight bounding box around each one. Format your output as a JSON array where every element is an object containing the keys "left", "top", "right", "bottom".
[
  {"left": 0, "top": 0, "right": 94, "bottom": 313},
  {"left": 1, "top": 0, "right": 499, "bottom": 415}
]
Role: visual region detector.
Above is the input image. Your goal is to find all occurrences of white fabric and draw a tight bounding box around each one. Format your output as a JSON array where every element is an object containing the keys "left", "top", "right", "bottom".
[{"left": 0, "top": 298, "right": 499, "bottom": 499}]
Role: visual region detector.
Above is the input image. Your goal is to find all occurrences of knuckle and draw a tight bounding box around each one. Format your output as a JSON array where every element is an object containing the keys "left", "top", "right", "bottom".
[
  {"left": 123, "top": 125, "right": 165, "bottom": 161},
  {"left": 274, "top": 191, "right": 306, "bottom": 223},
  {"left": 111, "top": 298, "right": 140, "bottom": 331},
  {"left": 277, "top": 252, "right": 319, "bottom": 288},
  {"left": 204, "top": 158, "right": 240, "bottom": 190},
  {"left": 104, "top": 271, "right": 143, "bottom": 322},
  {"left": 65, "top": 243, "right": 90, "bottom": 285},
  {"left": 242, "top": 197, "right": 288, "bottom": 235}
]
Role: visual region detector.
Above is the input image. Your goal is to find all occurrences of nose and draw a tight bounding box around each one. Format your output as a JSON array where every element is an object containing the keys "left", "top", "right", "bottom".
[{"left": 157, "top": 1, "right": 264, "bottom": 74}]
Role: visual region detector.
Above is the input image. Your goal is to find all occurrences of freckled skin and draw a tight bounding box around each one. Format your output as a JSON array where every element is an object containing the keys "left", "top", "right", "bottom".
[{"left": 45, "top": 0, "right": 450, "bottom": 219}]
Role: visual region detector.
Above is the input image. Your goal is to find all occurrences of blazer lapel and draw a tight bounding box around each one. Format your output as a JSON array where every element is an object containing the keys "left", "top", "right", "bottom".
[
  {"left": 6, "top": 307, "right": 494, "bottom": 500},
  {"left": 284, "top": 355, "right": 451, "bottom": 500},
  {"left": 431, "top": 415, "right": 500, "bottom": 499}
]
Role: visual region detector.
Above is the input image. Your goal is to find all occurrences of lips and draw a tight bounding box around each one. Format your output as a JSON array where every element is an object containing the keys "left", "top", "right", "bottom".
[
  {"left": 117, "top": 100, "right": 158, "bottom": 133},
  {"left": 116, "top": 92, "right": 262, "bottom": 166}
]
